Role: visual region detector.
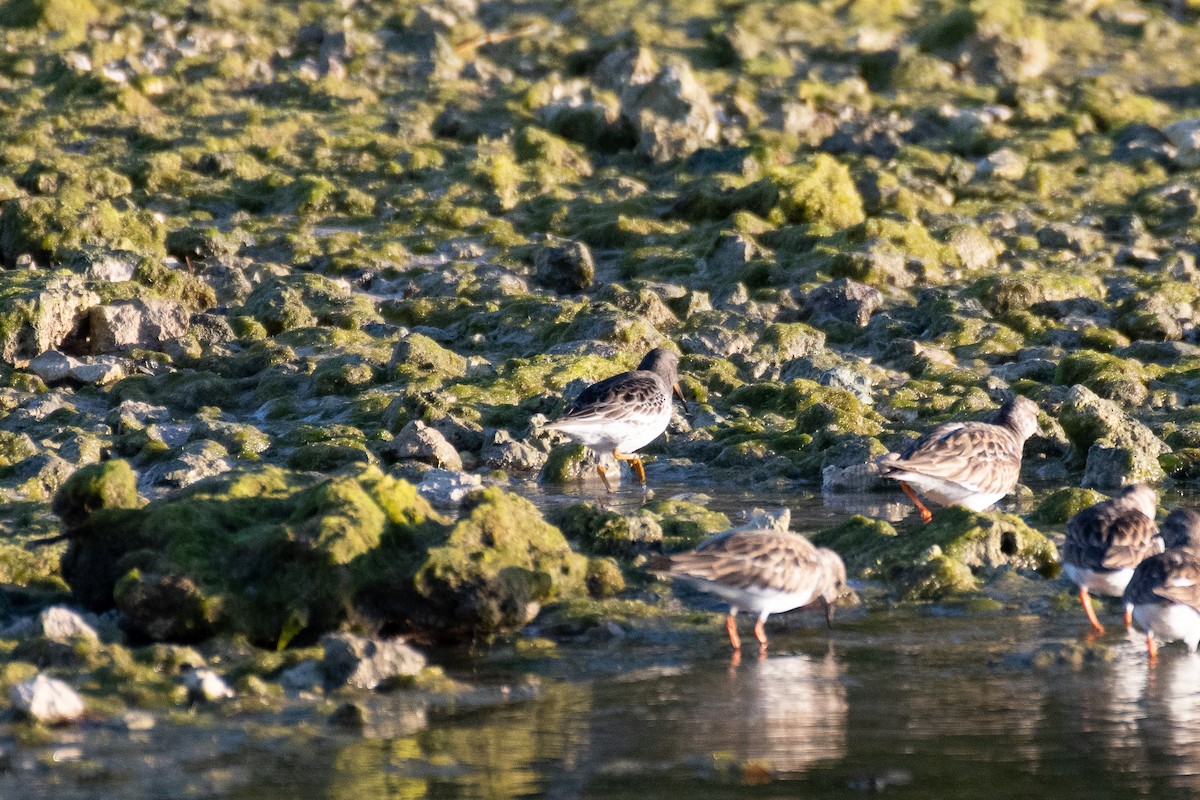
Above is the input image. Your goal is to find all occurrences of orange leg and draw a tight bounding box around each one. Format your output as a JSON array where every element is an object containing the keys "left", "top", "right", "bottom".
[
  {"left": 899, "top": 481, "right": 933, "bottom": 524},
  {"left": 613, "top": 450, "right": 647, "bottom": 485},
  {"left": 1147, "top": 632, "right": 1158, "bottom": 665},
  {"left": 726, "top": 612, "right": 741, "bottom": 651},
  {"left": 1124, "top": 604, "right": 1134, "bottom": 632},
  {"left": 596, "top": 464, "right": 615, "bottom": 494},
  {"left": 753, "top": 616, "right": 768, "bottom": 652},
  {"left": 1079, "top": 587, "right": 1106, "bottom": 635}
]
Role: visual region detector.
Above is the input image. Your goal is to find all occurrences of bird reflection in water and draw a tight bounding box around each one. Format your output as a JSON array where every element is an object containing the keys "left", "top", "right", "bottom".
[{"left": 688, "top": 649, "right": 848, "bottom": 775}]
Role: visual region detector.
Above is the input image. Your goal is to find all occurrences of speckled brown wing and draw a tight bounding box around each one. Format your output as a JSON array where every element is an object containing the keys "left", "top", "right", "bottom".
[
  {"left": 1125, "top": 550, "right": 1200, "bottom": 610},
  {"left": 1063, "top": 503, "right": 1162, "bottom": 571},
  {"left": 661, "top": 530, "right": 826, "bottom": 596},
  {"left": 883, "top": 422, "right": 1022, "bottom": 494},
  {"left": 555, "top": 371, "right": 669, "bottom": 423}
]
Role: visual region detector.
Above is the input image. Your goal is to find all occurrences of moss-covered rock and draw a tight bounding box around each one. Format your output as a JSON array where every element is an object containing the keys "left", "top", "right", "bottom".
[
  {"left": 413, "top": 487, "right": 588, "bottom": 636},
  {"left": 768, "top": 155, "right": 865, "bottom": 229},
  {"left": 390, "top": 333, "right": 467, "bottom": 382},
  {"left": 51, "top": 460, "right": 141, "bottom": 530},
  {"left": 813, "top": 509, "right": 1058, "bottom": 600},
  {"left": 641, "top": 499, "right": 730, "bottom": 549},
  {"left": 1030, "top": 487, "right": 1107, "bottom": 525}
]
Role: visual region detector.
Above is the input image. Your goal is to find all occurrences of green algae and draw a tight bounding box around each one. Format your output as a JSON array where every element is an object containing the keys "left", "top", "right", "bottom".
[{"left": 814, "top": 509, "right": 1058, "bottom": 601}]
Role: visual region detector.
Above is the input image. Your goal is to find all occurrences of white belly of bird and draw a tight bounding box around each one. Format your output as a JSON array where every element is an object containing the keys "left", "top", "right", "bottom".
[
  {"left": 1133, "top": 604, "right": 1200, "bottom": 651},
  {"left": 685, "top": 578, "right": 817, "bottom": 615},
  {"left": 1062, "top": 564, "right": 1134, "bottom": 597},
  {"left": 893, "top": 473, "right": 1005, "bottom": 511},
  {"left": 552, "top": 404, "right": 672, "bottom": 453}
]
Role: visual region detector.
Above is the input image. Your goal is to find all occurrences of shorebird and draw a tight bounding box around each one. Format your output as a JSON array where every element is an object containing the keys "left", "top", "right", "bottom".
[
  {"left": 1125, "top": 507, "right": 1200, "bottom": 662},
  {"left": 877, "top": 396, "right": 1039, "bottom": 523},
  {"left": 544, "top": 348, "right": 684, "bottom": 493},
  {"left": 1061, "top": 484, "right": 1162, "bottom": 635},
  {"left": 651, "top": 528, "right": 847, "bottom": 652}
]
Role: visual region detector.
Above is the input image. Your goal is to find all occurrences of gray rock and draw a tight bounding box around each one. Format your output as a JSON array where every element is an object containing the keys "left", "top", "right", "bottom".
[
  {"left": 321, "top": 633, "right": 427, "bottom": 690},
  {"left": 593, "top": 47, "right": 657, "bottom": 91},
  {"left": 735, "top": 507, "right": 790, "bottom": 532},
  {"left": 819, "top": 366, "right": 874, "bottom": 405},
  {"left": 1036, "top": 223, "right": 1104, "bottom": 255},
  {"left": 1164, "top": 118, "right": 1200, "bottom": 168},
  {"left": 619, "top": 61, "right": 720, "bottom": 162},
  {"left": 0, "top": 276, "right": 100, "bottom": 365},
  {"left": 822, "top": 460, "right": 894, "bottom": 493},
  {"left": 87, "top": 298, "right": 189, "bottom": 354},
  {"left": 481, "top": 428, "right": 548, "bottom": 472},
  {"left": 36, "top": 607, "right": 99, "bottom": 644},
  {"left": 534, "top": 239, "right": 594, "bottom": 293},
  {"left": 27, "top": 351, "right": 74, "bottom": 383},
  {"left": 704, "top": 233, "right": 761, "bottom": 275},
  {"left": 390, "top": 420, "right": 463, "bottom": 470},
  {"left": 280, "top": 660, "right": 325, "bottom": 694},
  {"left": 974, "top": 148, "right": 1027, "bottom": 181},
  {"left": 11, "top": 675, "right": 84, "bottom": 724},
  {"left": 140, "top": 440, "right": 234, "bottom": 491},
  {"left": 802, "top": 278, "right": 882, "bottom": 329},
  {"left": 183, "top": 668, "right": 234, "bottom": 703},
  {"left": 417, "top": 468, "right": 482, "bottom": 506},
  {"left": 1059, "top": 385, "right": 1168, "bottom": 488},
  {"left": 67, "top": 246, "right": 139, "bottom": 282},
  {"left": 69, "top": 356, "right": 126, "bottom": 385}
]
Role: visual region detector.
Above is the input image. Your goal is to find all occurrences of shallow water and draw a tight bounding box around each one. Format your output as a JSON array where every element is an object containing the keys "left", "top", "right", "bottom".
[{"left": 7, "top": 484, "right": 1200, "bottom": 799}]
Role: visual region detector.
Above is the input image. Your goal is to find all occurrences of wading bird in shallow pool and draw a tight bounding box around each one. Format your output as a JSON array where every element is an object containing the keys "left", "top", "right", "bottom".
[
  {"left": 1125, "top": 507, "right": 1200, "bottom": 663},
  {"left": 1061, "top": 484, "right": 1162, "bottom": 635},
  {"left": 650, "top": 529, "right": 847, "bottom": 653},
  {"left": 877, "top": 396, "right": 1040, "bottom": 523},
  {"left": 544, "top": 348, "right": 684, "bottom": 493}
]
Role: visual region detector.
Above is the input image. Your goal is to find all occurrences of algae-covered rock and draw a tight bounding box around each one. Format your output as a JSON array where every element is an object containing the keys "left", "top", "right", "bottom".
[
  {"left": 813, "top": 509, "right": 1058, "bottom": 601},
  {"left": 1058, "top": 384, "right": 1168, "bottom": 487},
  {"left": 57, "top": 466, "right": 458, "bottom": 645},
  {"left": 619, "top": 60, "right": 720, "bottom": 162},
  {"left": 641, "top": 498, "right": 730, "bottom": 549},
  {"left": 1030, "top": 487, "right": 1107, "bottom": 525},
  {"left": 390, "top": 333, "right": 467, "bottom": 381},
  {"left": 52, "top": 460, "right": 142, "bottom": 530},
  {"left": 769, "top": 155, "right": 865, "bottom": 229},
  {"left": 413, "top": 487, "right": 588, "bottom": 635}
]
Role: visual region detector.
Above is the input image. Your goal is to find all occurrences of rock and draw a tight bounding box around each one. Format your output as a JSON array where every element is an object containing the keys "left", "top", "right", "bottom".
[
  {"left": 417, "top": 468, "right": 482, "bottom": 506},
  {"left": 280, "top": 660, "right": 325, "bottom": 693},
  {"left": 802, "top": 278, "right": 882, "bottom": 329},
  {"left": 534, "top": 239, "right": 594, "bottom": 293},
  {"left": 68, "top": 356, "right": 126, "bottom": 384},
  {"left": 390, "top": 420, "right": 463, "bottom": 471},
  {"left": 0, "top": 275, "right": 101, "bottom": 365},
  {"left": 593, "top": 47, "right": 657, "bottom": 91},
  {"left": 974, "top": 148, "right": 1027, "bottom": 181},
  {"left": 36, "top": 606, "right": 99, "bottom": 643},
  {"left": 821, "top": 460, "right": 893, "bottom": 493},
  {"left": 390, "top": 333, "right": 467, "bottom": 380},
  {"left": 321, "top": 633, "right": 427, "bottom": 690},
  {"left": 67, "top": 246, "right": 139, "bottom": 282},
  {"left": 139, "top": 440, "right": 235, "bottom": 491},
  {"left": 480, "top": 428, "right": 547, "bottom": 472},
  {"left": 1058, "top": 384, "right": 1169, "bottom": 488},
  {"left": 52, "top": 460, "right": 141, "bottom": 530},
  {"left": 1164, "top": 118, "right": 1200, "bottom": 168},
  {"left": 11, "top": 675, "right": 84, "bottom": 724},
  {"left": 413, "top": 487, "right": 588, "bottom": 635},
  {"left": 27, "top": 350, "right": 74, "bottom": 383},
  {"left": 619, "top": 61, "right": 720, "bottom": 162},
  {"left": 87, "top": 298, "right": 189, "bottom": 354},
  {"left": 183, "top": 668, "right": 234, "bottom": 703},
  {"left": 704, "top": 233, "right": 761, "bottom": 275},
  {"left": 1035, "top": 223, "right": 1104, "bottom": 255},
  {"left": 735, "top": 507, "right": 790, "bottom": 532},
  {"left": 328, "top": 702, "right": 368, "bottom": 729}
]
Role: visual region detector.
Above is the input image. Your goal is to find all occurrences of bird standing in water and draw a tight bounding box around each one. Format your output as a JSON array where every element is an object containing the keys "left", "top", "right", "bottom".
[
  {"left": 1125, "top": 507, "right": 1200, "bottom": 663},
  {"left": 544, "top": 348, "right": 684, "bottom": 493},
  {"left": 878, "top": 396, "right": 1040, "bottom": 523}
]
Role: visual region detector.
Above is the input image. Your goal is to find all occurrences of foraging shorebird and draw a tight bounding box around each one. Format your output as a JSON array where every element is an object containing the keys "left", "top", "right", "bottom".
[
  {"left": 878, "top": 396, "right": 1040, "bottom": 523},
  {"left": 651, "top": 529, "right": 847, "bottom": 652},
  {"left": 1125, "top": 508, "right": 1200, "bottom": 663},
  {"left": 544, "top": 348, "right": 684, "bottom": 493},
  {"left": 1061, "top": 484, "right": 1162, "bottom": 635}
]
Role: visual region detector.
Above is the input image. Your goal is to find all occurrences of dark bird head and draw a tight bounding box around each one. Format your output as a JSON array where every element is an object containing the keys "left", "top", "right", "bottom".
[
  {"left": 1114, "top": 483, "right": 1158, "bottom": 522},
  {"left": 638, "top": 347, "right": 686, "bottom": 406},
  {"left": 994, "top": 395, "right": 1039, "bottom": 441},
  {"left": 1161, "top": 507, "right": 1200, "bottom": 550}
]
